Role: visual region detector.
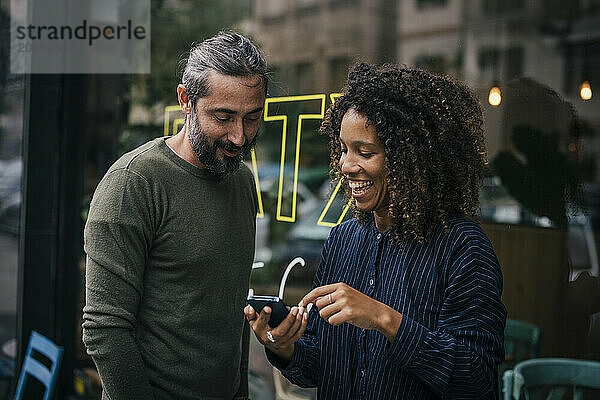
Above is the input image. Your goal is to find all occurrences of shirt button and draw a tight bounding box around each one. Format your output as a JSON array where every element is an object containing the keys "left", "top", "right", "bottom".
[
  {"left": 376, "top": 233, "right": 382, "bottom": 240},
  {"left": 369, "top": 278, "right": 374, "bottom": 286}
]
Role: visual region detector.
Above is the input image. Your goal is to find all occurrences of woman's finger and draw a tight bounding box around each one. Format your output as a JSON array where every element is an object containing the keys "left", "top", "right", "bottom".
[
  {"left": 324, "top": 310, "right": 347, "bottom": 326},
  {"left": 244, "top": 305, "right": 257, "bottom": 321},
  {"left": 289, "top": 312, "right": 309, "bottom": 342},
  {"left": 277, "top": 307, "right": 303, "bottom": 341},
  {"left": 253, "top": 306, "right": 272, "bottom": 332},
  {"left": 317, "top": 302, "right": 343, "bottom": 321},
  {"left": 300, "top": 284, "right": 338, "bottom": 307},
  {"left": 314, "top": 295, "right": 335, "bottom": 310},
  {"left": 271, "top": 306, "right": 301, "bottom": 338}
]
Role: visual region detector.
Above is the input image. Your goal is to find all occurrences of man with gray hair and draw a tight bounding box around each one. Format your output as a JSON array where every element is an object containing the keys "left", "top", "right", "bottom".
[{"left": 82, "top": 31, "right": 267, "bottom": 400}]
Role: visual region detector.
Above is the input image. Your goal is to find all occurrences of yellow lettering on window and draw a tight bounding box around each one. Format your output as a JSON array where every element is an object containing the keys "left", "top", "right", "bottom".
[
  {"left": 172, "top": 119, "right": 184, "bottom": 136},
  {"left": 164, "top": 93, "right": 354, "bottom": 225},
  {"left": 317, "top": 93, "right": 351, "bottom": 226},
  {"left": 250, "top": 148, "right": 265, "bottom": 218},
  {"left": 163, "top": 105, "right": 183, "bottom": 137},
  {"left": 317, "top": 179, "right": 351, "bottom": 227},
  {"left": 263, "top": 95, "right": 326, "bottom": 223},
  {"left": 330, "top": 93, "right": 342, "bottom": 104}
]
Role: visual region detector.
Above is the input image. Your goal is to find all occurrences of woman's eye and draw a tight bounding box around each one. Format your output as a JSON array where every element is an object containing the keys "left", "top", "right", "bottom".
[{"left": 360, "top": 152, "right": 375, "bottom": 158}]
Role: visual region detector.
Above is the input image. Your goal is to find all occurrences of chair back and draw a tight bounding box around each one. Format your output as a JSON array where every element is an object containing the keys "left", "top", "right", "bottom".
[
  {"left": 505, "top": 319, "right": 541, "bottom": 362},
  {"left": 503, "top": 358, "right": 600, "bottom": 400},
  {"left": 14, "top": 331, "right": 63, "bottom": 400}
]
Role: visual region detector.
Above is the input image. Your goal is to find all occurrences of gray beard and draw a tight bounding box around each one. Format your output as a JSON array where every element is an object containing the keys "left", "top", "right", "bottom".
[{"left": 188, "top": 109, "right": 248, "bottom": 179}]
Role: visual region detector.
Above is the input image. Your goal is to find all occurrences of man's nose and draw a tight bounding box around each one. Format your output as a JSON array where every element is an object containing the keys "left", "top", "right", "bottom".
[{"left": 228, "top": 120, "right": 246, "bottom": 147}]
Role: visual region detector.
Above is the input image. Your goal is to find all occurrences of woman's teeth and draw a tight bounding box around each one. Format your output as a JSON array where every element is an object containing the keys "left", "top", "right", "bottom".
[{"left": 349, "top": 181, "right": 373, "bottom": 195}]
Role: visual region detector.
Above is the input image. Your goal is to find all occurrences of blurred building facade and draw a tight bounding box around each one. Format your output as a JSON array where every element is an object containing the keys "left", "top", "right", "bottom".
[
  {"left": 245, "top": 0, "right": 600, "bottom": 178},
  {"left": 243, "top": 0, "right": 397, "bottom": 95}
]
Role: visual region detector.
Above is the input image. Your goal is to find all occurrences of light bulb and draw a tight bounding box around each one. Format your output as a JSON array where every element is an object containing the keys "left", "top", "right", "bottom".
[
  {"left": 488, "top": 86, "right": 502, "bottom": 106},
  {"left": 580, "top": 81, "right": 592, "bottom": 100}
]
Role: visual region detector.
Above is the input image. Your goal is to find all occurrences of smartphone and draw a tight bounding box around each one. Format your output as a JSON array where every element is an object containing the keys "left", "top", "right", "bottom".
[{"left": 247, "top": 295, "right": 289, "bottom": 328}]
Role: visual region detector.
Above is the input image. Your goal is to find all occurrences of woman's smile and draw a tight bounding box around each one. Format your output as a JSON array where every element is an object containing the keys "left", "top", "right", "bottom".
[{"left": 339, "top": 108, "right": 389, "bottom": 218}]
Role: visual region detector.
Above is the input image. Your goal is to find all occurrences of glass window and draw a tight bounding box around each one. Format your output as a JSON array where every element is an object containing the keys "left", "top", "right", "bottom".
[
  {"left": 8, "top": 0, "right": 600, "bottom": 398},
  {"left": 0, "top": 0, "right": 25, "bottom": 394}
]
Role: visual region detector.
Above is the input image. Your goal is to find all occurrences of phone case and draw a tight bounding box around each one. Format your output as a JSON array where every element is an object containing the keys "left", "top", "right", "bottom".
[{"left": 247, "top": 295, "right": 289, "bottom": 328}]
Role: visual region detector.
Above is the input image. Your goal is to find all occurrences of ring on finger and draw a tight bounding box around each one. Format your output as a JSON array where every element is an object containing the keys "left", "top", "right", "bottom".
[
  {"left": 266, "top": 330, "right": 276, "bottom": 343},
  {"left": 328, "top": 293, "right": 333, "bottom": 304}
]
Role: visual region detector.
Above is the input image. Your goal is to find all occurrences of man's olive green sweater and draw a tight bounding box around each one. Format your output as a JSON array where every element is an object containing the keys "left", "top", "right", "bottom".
[{"left": 82, "top": 138, "right": 257, "bottom": 400}]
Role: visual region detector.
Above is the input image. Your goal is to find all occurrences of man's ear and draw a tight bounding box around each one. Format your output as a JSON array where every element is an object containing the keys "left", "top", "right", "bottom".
[{"left": 177, "top": 84, "right": 191, "bottom": 114}]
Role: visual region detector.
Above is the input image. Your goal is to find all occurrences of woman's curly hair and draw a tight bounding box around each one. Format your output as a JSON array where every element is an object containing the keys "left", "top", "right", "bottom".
[{"left": 320, "top": 62, "right": 487, "bottom": 243}]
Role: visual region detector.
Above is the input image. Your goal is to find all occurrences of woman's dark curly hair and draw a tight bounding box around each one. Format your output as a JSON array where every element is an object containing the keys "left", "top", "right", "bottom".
[{"left": 320, "top": 62, "right": 487, "bottom": 243}]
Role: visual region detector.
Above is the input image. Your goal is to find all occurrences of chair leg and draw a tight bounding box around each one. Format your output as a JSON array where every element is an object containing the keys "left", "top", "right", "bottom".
[
  {"left": 502, "top": 370, "right": 514, "bottom": 400},
  {"left": 547, "top": 388, "right": 567, "bottom": 400}
]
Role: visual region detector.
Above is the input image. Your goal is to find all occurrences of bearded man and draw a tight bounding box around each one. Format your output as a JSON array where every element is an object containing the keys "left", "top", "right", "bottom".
[{"left": 82, "top": 31, "right": 267, "bottom": 400}]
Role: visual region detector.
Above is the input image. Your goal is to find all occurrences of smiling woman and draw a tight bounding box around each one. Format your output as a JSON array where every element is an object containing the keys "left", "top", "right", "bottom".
[
  {"left": 245, "top": 62, "right": 507, "bottom": 399},
  {"left": 339, "top": 108, "right": 390, "bottom": 230},
  {"left": 323, "top": 62, "right": 487, "bottom": 243}
]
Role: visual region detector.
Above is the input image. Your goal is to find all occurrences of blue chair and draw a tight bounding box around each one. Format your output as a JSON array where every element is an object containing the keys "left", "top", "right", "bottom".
[
  {"left": 0, "top": 355, "right": 15, "bottom": 399},
  {"left": 502, "top": 358, "right": 600, "bottom": 400},
  {"left": 500, "top": 318, "right": 542, "bottom": 392},
  {"left": 14, "top": 331, "right": 63, "bottom": 400},
  {"left": 504, "top": 319, "right": 542, "bottom": 363}
]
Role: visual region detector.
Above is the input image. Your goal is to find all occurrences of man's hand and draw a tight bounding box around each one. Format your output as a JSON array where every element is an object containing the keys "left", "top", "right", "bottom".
[
  {"left": 244, "top": 304, "right": 308, "bottom": 361},
  {"left": 299, "top": 282, "right": 402, "bottom": 341}
]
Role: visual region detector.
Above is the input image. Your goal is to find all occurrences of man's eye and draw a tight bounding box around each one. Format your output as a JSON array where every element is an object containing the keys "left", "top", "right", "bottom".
[
  {"left": 244, "top": 116, "right": 260, "bottom": 122},
  {"left": 215, "top": 115, "right": 231, "bottom": 122}
]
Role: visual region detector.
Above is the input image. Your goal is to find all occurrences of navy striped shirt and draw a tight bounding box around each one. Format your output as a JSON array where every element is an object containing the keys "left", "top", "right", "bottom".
[{"left": 267, "top": 216, "right": 506, "bottom": 399}]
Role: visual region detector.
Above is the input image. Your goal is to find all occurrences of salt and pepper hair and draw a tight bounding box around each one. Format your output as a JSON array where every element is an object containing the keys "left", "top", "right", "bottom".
[{"left": 180, "top": 31, "right": 268, "bottom": 106}]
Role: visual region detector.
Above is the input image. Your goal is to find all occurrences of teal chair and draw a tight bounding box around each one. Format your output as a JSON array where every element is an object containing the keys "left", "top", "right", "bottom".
[
  {"left": 14, "top": 331, "right": 63, "bottom": 400},
  {"left": 505, "top": 319, "right": 541, "bottom": 364},
  {"left": 500, "top": 318, "right": 542, "bottom": 391},
  {"left": 502, "top": 358, "right": 600, "bottom": 400}
]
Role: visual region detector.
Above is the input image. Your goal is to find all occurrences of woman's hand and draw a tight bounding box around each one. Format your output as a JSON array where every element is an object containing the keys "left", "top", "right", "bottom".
[
  {"left": 299, "top": 282, "right": 402, "bottom": 341},
  {"left": 244, "top": 304, "right": 308, "bottom": 361}
]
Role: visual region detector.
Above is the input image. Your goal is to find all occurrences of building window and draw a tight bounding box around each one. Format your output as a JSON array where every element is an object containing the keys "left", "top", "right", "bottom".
[
  {"left": 482, "top": 0, "right": 525, "bottom": 15},
  {"left": 255, "top": 0, "right": 287, "bottom": 19},
  {"left": 505, "top": 46, "right": 524, "bottom": 80},
  {"left": 564, "top": 41, "right": 600, "bottom": 96},
  {"left": 479, "top": 48, "right": 500, "bottom": 71},
  {"left": 414, "top": 54, "right": 448, "bottom": 75},
  {"left": 295, "top": 63, "right": 314, "bottom": 94},
  {"left": 329, "top": 57, "right": 350, "bottom": 92},
  {"left": 415, "top": 0, "right": 448, "bottom": 9},
  {"left": 478, "top": 46, "right": 524, "bottom": 82}
]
